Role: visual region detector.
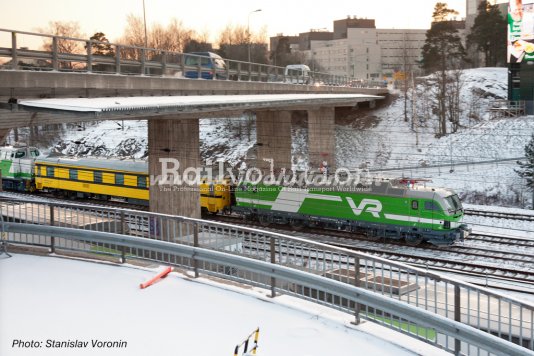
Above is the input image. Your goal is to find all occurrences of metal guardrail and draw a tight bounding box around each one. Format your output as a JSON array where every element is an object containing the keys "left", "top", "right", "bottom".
[
  {"left": 2, "top": 222, "right": 532, "bottom": 356},
  {"left": 0, "top": 197, "right": 533, "bottom": 355},
  {"left": 0, "top": 28, "right": 387, "bottom": 88},
  {"left": 489, "top": 100, "right": 526, "bottom": 119}
]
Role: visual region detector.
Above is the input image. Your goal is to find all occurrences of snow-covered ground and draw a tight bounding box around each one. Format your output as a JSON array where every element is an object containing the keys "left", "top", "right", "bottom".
[
  {"left": 47, "top": 117, "right": 256, "bottom": 167},
  {"left": 462, "top": 204, "right": 534, "bottom": 238},
  {"left": 333, "top": 68, "right": 534, "bottom": 207},
  {"left": 0, "top": 254, "right": 447, "bottom": 356}
]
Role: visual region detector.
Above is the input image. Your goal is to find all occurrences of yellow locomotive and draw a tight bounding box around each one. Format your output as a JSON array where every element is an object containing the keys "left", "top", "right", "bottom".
[{"left": 34, "top": 157, "right": 231, "bottom": 214}]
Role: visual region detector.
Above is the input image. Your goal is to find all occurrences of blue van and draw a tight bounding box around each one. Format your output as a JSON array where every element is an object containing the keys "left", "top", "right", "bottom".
[{"left": 184, "top": 52, "right": 227, "bottom": 80}]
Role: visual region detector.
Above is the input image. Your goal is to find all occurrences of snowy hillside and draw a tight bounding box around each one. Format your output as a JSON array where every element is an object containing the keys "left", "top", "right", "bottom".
[
  {"left": 332, "top": 67, "right": 534, "bottom": 207},
  {"left": 46, "top": 117, "right": 257, "bottom": 167},
  {"left": 28, "top": 67, "right": 534, "bottom": 207}
]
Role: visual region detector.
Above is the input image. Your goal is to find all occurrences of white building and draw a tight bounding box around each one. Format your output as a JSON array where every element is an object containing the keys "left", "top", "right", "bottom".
[
  {"left": 309, "top": 19, "right": 427, "bottom": 80},
  {"left": 273, "top": 8, "right": 479, "bottom": 80},
  {"left": 466, "top": 0, "right": 485, "bottom": 30}
]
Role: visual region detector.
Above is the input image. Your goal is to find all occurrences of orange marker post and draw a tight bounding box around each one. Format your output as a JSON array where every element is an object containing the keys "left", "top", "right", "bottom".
[{"left": 139, "top": 266, "right": 173, "bottom": 289}]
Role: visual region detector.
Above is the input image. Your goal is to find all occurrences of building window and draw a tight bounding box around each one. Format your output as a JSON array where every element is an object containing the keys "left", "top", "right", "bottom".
[{"left": 94, "top": 171, "right": 102, "bottom": 183}]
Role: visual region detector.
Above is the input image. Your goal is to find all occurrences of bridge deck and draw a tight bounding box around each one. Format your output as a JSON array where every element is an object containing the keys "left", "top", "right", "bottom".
[{"left": 16, "top": 93, "right": 382, "bottom": 119}]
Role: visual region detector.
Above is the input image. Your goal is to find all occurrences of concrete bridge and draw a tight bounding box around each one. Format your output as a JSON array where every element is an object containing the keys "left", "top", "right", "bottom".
[
  {"left": 0, "top": 70, "right": 386, "bottom": 125},
  {"left": 0, "top": 29, "right": 388, "bottom": 217},
  {"left": 0, "top": 71, "right": 385, "bottom": 218}
]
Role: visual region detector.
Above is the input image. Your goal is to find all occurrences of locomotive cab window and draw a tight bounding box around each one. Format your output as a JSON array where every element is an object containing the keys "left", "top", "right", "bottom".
[
  {"left": 30, "top": 149, "right": 40, "bottom": 158},
  {"left": 411, "top": 200, "right": 418, "bottom": 210},
  {"left": 424, "top": 201, "right": 440, "bottom": 211},
  {"left": 15, "top": 151, "right": 26, "bottom": 158}
]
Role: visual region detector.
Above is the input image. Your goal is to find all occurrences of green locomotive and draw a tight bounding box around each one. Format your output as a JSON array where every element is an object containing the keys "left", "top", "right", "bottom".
[
  {"left": 0, "top": 145, "right": 470, "bottom": 246},
  {"left": 233, "top": 178, "right": 470, "bottom": 246},
  {"left": 0, "top": 144, "right": 41, "bottom": 191}
]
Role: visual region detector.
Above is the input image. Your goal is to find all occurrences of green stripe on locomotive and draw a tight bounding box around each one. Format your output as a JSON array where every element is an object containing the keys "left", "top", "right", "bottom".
[
  {"left": 0, "top": 159, "right": 33, "bottom": 179},
  {"left": 0, "top": 160, "right": 14, "bottom": 178},
  {"left": 235, "top": 183, "right": 463, "bottom": 231}
]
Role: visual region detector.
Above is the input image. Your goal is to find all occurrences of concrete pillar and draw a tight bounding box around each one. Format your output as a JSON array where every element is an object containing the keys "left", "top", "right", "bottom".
[
  {"left": 256, "top": 111, "right": 292, "bottom": 173},
  {"left": 0, "top": 129, "right": 9, "bottom": 191},
  {"left": 148, "top": 118, "right": 200, "bottom": 218},
  {"left": 0, "top": 129, "right": 10, "bottom": 145},
  {"left": 307, "top": 107, "right": 336, "bottom": 170}
]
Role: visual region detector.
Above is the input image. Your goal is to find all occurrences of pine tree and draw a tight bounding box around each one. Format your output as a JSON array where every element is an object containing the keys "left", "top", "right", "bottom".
[
  {"left": 87, "top": 32, "right": 114, "bottom": 56},
  {"left": 421, "top": 3, "right": 466, "bottom": 73},
  {"left": 516, "top": 134, "right": 534, "bottom": 190},
  {"left": 270, "top": 37, "right": 291, "bottom": 67},
  {"left": 467, "top": 1, "right": 507, "bottom": 67},
  {"left": 421, "top": 3, "right": 467, "bottom": 136}
]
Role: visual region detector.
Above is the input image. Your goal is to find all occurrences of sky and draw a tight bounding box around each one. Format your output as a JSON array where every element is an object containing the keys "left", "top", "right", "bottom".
[
  {"left": 0, "top": 0, "right": 471, "bottom": 45},
  {"left": 0, "top": 253, "right": 449, "bottom": 356}
]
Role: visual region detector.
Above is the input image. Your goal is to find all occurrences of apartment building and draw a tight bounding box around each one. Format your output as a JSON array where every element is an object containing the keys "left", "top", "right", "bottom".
[
  {"left": 308, "top": 18, "right": 428, "bottom": 79},
  {"left": 271, "top": 7, "right": 481, "bottom": 80}
]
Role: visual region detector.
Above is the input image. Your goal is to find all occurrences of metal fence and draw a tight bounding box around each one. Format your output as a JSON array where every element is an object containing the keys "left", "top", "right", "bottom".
[
  {"left": 1, "top": 197, "right": 533, "bottom": 355},
  {"left": 0, "top": 28, "right": 387, "bottom": 88}
]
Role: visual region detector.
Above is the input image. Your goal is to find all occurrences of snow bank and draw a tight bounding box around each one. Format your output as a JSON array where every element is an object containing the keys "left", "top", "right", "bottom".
[{"left": 0, "top": 254, "right": 447, "bottom": 356}]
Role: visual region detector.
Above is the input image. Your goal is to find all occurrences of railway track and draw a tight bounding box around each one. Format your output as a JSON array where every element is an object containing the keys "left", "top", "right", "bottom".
[
  {"left": 464, "top": 233, "right": 534, "bottom": 248},
  {"left": 327, "top": 240, "right": 534, "bottom": 287},
  {"left": 207, "top": 215, "right": 534, "bottom": 287},
  {"left": 465, "top": 208, "right": 534, "bottom": 222},
  {"left": 3, "top": 192, "right": 533, "bottom": 288}
]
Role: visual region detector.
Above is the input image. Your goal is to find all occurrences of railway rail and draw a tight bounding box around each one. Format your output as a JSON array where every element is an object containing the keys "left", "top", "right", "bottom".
[
  {"left": 3, "top": 192, "right": 533, "bottom": 289},
  {"left": 465, "top": 208, "right": 534, "bottom": 222},
  {"left": 466, "top": 233, "right": 534, "bottom": 247},
  {"left": 328, "top": 241, "right": 534, "bottom": 290},
  {"left": 206, "top": 215, "right": 534, "bottom": 289}
]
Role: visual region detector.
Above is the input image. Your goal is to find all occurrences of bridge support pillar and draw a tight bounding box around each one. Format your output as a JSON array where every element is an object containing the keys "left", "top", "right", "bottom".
[
  {"left": 148, "top": 118, "right": 201, "bottom": 218},
  {"left": 0, "top": 129, "right": 10, "bottom": 145},
  {"left": 256, "top": 111, "right": 292, "bottom": 173},
  {"left": 0, "top": 129, "right": 10, "bottom": 191},
  {"left": 307, "top": 107, "right": 336, "bottom": 171}
]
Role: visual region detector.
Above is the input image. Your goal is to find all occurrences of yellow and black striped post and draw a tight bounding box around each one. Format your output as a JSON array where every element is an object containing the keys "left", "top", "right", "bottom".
[
  {"left": 233, "top": 327, "right": 260, "bottom": 356},
  {"left": 251, "top": 328, "right": 259, "bottom": 355}
]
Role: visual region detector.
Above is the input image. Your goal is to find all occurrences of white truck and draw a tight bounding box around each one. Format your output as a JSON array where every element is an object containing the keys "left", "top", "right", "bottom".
[{"left": 284, "top": 64, "right": 311, "bottom": 84}]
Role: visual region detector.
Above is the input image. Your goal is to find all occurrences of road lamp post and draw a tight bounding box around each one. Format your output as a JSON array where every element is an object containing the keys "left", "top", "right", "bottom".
[
  {"left": 142, "top": 0, "right": 148, "bottom": 49},
  {"left": 247, "top": 9, "right": 262, "bottom": 63}
]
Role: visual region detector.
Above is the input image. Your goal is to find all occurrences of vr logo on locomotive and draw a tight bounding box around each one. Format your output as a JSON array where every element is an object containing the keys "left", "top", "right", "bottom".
[{"left": 346, "top": 198, "right": 382, "bottom": 218}]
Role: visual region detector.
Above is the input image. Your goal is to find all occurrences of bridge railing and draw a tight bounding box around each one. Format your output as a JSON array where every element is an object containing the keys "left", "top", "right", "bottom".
[
  {"left": 0, "top": 28, "right": 386, "bottom": 88},
  {"left": 0, "top": 197, "right": 533, "bottom": 355},
  {"left": 2, "top": 221, "right": 531, "bottom": 356}
]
